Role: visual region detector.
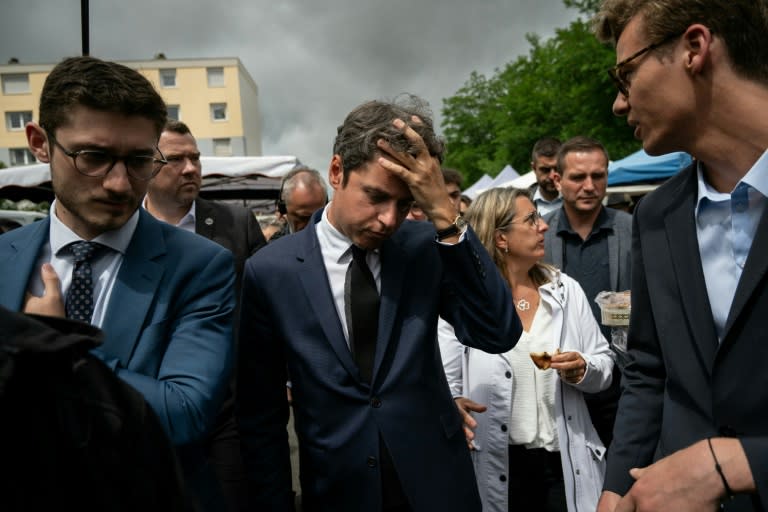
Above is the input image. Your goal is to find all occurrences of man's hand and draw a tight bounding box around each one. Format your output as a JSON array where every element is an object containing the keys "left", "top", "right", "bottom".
[
  {"left": 23, "top": 263, "right": 65, "bottom": 318},
  {"left": 596, "top": 490, "right": 622, "bottom": 512},
  {"left": 376, "top": 118, "right": 457, "bottom": 232},
  {"left": 613, "top": 439, "right": 745, "bottom": 512},
  {"left": 550, "top": 350, "right": 586, "bottom": 384},
  {"left": 454, "top": 397, "right": 487, "bottom": 450}
]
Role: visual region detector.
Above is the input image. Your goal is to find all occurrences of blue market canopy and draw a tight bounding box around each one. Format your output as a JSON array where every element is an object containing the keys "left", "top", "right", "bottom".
[{"left": 608, "top": 149, "right": 692, "bottom": 186}]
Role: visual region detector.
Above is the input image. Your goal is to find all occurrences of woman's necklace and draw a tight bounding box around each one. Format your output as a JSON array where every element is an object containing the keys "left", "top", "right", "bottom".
[{"left": 515, "top": 298, "right": 531, "bottom": 311}]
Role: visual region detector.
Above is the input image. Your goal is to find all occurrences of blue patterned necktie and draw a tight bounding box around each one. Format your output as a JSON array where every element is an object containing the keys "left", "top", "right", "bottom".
[{"left": 65, "top": 241, "right": 100, "bottom": 322}]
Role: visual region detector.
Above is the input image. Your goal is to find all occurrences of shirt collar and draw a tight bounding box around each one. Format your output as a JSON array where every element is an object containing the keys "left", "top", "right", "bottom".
[
  {"left": 695, "top": 149, "right": 768, "bottom": 215},
  {"left": 141, "top": 196, "right": 195, "bottom": 228},
  {"left": 533, "top": 187, "right": 561, "bottom": 204},
  {"left": 316, "top": 203, "right": 379, "bottom": 263},
  {"left": 556, "top": 206, "right": 611, "bottom": 236},
  {"left": 50, "top": 199, "right": 139, "bottom": 256}
]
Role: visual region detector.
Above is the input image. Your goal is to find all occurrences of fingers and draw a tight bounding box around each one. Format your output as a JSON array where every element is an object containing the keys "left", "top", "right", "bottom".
[
  {"left": 551, "top": 351, "right": 586, "bottom": 383},
  {"left": 597, "top": 491, "right": 624, "bottom": 512},
  {"left": 40, "top": 263, "right": 63, "bottom": 300},
  {"left": 461, "top": 398, "right": 488, "bottom": 414},
  {"left": 23, "top": 264, "right": 65, "bottom": 317},
  {"left": 629, "top": 467, "right": 645, "bottom": 479}
]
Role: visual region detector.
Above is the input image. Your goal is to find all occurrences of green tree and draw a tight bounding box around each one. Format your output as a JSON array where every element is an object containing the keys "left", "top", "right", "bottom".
[
  {"left": 441, "top": 17, "right": 640, "bottom": 184},
  {"left": 562, "top": 0, "right": 601, "bottom": 15}
]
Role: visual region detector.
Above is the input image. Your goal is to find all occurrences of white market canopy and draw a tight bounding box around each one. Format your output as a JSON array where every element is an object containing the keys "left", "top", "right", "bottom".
[{"left": 0, "top": 155, "right": 302, "bottom": 203}]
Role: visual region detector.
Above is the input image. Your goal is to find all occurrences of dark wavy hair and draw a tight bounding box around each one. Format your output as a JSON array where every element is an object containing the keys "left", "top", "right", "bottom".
[
  {"left": 39, "top": 56, "right": 167, "bottom": 138},
  {"left": 332, "top": 94, "right": 445, "bottom": 185}
]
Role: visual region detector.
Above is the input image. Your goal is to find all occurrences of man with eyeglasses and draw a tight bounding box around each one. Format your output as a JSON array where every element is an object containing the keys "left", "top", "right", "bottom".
[
  {"left": 145, "top": 120, "right": 266, "bottom": 512},
  {"left": 0, "top": 56, "right": 236, "bottom": 511},
  {"left": 542, "top": 135, "right": 630, "bottom": 454},
  {"left": 594, "top": 1, "right": 768, "bottom": 511}
]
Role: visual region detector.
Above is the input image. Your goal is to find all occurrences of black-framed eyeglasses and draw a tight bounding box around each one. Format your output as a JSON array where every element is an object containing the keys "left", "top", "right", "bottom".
[
  {"left": 607, "top": 32, "right": 682, "bottom": 98},
  {"left": 49, "top": 135, "right": 167, "bottom": 181}
]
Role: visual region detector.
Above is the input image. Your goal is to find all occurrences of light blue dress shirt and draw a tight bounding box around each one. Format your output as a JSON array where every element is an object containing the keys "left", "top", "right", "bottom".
[{"left": 696, "top": 150, "right": 768, "bottom": 340}]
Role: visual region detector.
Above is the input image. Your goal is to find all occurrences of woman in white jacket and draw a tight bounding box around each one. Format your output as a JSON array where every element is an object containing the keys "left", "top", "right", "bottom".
[{"left": 440, "top": 187, "right": 614, "bottom": 512}]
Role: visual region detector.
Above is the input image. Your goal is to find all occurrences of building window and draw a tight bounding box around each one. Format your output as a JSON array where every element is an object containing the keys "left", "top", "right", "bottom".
[
  {"left": 167, "top": 105, "right": 180, "bottom": 121},
  {"left": 9, "top": 148, "right": 36, "bottom": 166},
  {"left": 210, "top": 103, "right": 227, "bottom": 121},
  {"left": 5, "top": 111, "right": 32, "bottom": 131},
  {"left": 207, "top": 67, "right": 224, "bottom": 87},
  {"left": 159, "top": 68, "right": 176, "bottom": 88},
  {"left": 213, "top": 138, "right": 232, "bottom": 156},
  {"left": 1, "top": 73, "right": 30, "bottom": 94}
]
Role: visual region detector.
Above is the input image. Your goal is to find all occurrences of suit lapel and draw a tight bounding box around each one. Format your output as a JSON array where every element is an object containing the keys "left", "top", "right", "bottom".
[
  {"left": 194, "top": 198, "right": 215, "bottom": 240},
  {"left": 101, "top": 211, "right": 165, "bottom": 365},
  {"left": 607, "top": 210, "right": 619, "bottom": 291},
  {"left": 296, "top": 223, "right": 359, "bottom": 379},
  {"left": 663, "top": 169, "right": 719, "bottom": 369},
  {"left": 546, "top": 213, "right": 564, "bottom": 269},
  {"left": 0, "top": 219, "right": 49, "bottom": 310},
  {"left": 722, "top": 201, "right": 768, "bottom": 340},
  {"left": 374, "top": 238, "right": 406, "bottom": 384}
]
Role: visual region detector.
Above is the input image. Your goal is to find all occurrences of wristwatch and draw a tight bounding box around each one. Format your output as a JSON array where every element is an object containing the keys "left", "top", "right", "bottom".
[{"left": 435, "top": 214, "right": 468, "bottom": 241}]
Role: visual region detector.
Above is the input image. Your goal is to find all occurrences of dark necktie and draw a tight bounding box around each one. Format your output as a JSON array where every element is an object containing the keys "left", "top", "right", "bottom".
[
  {"left": 347, "top": 245, "right": 379, "bottom": 383},
  {"left": 65, "top": 241, "right": 100, "bottom": 322}
]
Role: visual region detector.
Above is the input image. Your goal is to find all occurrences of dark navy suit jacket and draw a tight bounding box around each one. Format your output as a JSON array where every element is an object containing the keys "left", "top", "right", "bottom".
[
  {"left": 237, "top": 212, "right": 520, "bottom": 511},
  {"left": 604, "top": 164, "right": 768, "bottom": 511}
]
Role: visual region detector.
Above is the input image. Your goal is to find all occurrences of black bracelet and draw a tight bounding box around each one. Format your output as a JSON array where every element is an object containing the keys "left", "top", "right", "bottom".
[{"left": 707, "top": 437, "right": 735, "bottom": 500}]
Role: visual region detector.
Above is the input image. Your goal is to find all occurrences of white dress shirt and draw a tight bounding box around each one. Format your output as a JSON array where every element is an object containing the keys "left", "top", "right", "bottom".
[
  {"left": 315, "top": 205, "right": 381, "bottom": 346},
  {"left": 507, "top": 302, "right": 558, "bottom": 451},
  {"left": 315, "top": 203, "right": 466, "bottom": 347},
  {"left": 28, "top": 200, "right": 139, "bottom": 327},
  {"left": 141, "top": 197, "right": 196, "bottom": 232}
]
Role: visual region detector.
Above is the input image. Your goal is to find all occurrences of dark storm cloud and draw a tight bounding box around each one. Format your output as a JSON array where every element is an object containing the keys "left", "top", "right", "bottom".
[{"left": 0, "top": 0, "right": 578, "bottom": 172}]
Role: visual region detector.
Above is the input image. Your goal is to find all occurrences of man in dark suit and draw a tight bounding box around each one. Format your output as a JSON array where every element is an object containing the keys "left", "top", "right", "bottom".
[
  {"left": 237, "top": 96, "right": 521, "bottom": 511},
  {"left": 144, "top": 120, "right": 266, "bottom": 282},
  {"left": 594, "top": 1, "right": 768, "bottom": 511},
  {"left": 145, "top": 120, "right": 266, "bottom": 512},
  {"left": 0, "top": 56, "right": 235, "bottom": 511}
]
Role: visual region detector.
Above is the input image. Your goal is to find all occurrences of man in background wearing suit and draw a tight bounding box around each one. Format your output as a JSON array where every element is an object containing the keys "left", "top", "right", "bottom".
[
  {"left": 145, "top": 120, "right": 266, "bottom": 511},
  {"left": 0, "top": 56, "right": 235, "bottom": 511},
  {"left": 595, "top": 1, "right": 768, "bottom": 511},
  {"left": 237, "top": 96, "right": 521, "bottom": 511}
]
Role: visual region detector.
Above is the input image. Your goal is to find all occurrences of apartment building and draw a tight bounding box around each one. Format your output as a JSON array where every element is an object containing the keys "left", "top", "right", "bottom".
[{"left": 0, "top": 56, "right": 261, "bottom": 167}]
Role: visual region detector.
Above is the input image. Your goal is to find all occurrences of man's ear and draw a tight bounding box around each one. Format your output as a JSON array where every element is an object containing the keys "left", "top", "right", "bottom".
[
  {"left": 552, "top": 172, "right": 563, "bottom": 192},
  {"left": 328, "top": 155, "right": 344, "bottom": 190},
  {"left": 682, "top": 23, "right": 714, "bottom": 74},
  {"left": 26, "top": 123, "right": 50, "bottom": 163}
]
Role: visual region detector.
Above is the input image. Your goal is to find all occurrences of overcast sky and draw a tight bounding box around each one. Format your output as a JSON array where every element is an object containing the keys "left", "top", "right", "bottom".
[{"left": 0, "top": 0, "right": 580, "bottom": 173}]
